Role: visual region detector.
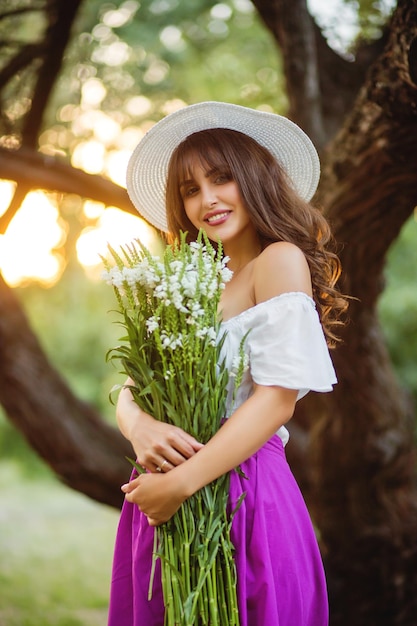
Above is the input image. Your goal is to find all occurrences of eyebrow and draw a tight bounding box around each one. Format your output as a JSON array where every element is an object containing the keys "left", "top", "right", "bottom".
[
  {"left": 179, "top": 178, "right": 195, "bottom": 190},
  {"left": 179, "top": 167, "right": 220, "bottom": 189}
]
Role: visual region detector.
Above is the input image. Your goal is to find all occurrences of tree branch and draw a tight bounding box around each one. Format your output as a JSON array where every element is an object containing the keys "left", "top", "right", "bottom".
[
  {"left": 0, "top": 42, "right": 44, "bottom": 90},
  {"left": 252, "top": 0, "right": 326, "bottom": 145},
  {"left": 21, "top": 0, "right": 85, "bottom": 146},
  {"left": 0, "top": 146, "right": 139, "bottom": 233},
  {"left": 0, "top": 5, "right": 44, "bottom": 21}
]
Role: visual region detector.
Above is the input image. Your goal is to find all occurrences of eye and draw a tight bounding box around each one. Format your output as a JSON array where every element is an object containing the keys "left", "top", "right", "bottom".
[
  {"left": 182, "top": 184, "right": 199, "bottom": 198},
  {"left": 213, "top": 171, "right": 232, "bottom": 184}
]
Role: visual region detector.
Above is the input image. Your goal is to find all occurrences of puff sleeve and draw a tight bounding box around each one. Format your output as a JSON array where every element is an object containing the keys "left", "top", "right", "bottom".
[{"left": 246, "top": 292, "right": 336, "bottom": 400}]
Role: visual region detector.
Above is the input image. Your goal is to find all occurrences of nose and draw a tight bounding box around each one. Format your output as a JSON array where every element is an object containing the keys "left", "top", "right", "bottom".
[{"left": 201, "top": 182, "right": 217, "bottom": 208}]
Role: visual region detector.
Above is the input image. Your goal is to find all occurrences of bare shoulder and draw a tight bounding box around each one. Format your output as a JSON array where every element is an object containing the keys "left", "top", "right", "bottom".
[
  {"left": 253, "top": 241, "right": 313, "bottom": 303},
  {"left": 256, "top": 241, "right": 308, "bottom": 267}
]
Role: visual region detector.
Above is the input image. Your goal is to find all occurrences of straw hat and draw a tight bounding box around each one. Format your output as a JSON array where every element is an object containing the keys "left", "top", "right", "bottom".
[{"left": 126, "top": 101, "right": 320, "bottom": 232}]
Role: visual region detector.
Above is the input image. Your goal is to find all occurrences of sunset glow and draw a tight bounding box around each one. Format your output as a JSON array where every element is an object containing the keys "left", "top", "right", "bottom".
[
  {"left": 76, "top": 207, "right": 158, "bottom": 279},
  {"left": 0, "top": 189, "right": 67, "bottom": 287},
  {"left": 0, "top": 108, "right": 157, "bottom": 287}
]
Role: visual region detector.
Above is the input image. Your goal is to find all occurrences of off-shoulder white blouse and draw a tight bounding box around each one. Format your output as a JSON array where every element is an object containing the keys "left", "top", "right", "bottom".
[{"left": 219, "top": 292, "right": 337, "bottom": 445}]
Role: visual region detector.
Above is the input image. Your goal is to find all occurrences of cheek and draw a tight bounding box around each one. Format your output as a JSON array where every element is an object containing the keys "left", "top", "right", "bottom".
[{"left": 184, "top": 201, "right": 199, "bottom": 225}]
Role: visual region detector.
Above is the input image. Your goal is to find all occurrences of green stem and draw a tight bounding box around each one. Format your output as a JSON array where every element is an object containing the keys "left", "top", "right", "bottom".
[
  {"left": 207, "top": 560, "right": 218, "bottom": 625},
  {"left": 181, "top": 504, "right": 191, "bottom": 600},
  {"left": 148, "top": 529, "right": 158, "bottom": 601}
]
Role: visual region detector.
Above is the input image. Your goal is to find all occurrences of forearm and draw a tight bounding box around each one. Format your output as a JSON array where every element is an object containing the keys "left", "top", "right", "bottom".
[
  {"left": 173, "top": 385, "right": 298, "bottom": 498},
  {"left": 116, "top": 378, "right": 151, "bottom": 441}
]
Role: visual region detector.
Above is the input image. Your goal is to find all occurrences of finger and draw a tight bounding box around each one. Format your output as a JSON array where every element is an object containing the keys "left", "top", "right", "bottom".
[
  {"left": 160, "top": 459, "right": 172, "bottom": 473},
  {"left": 176, "top": 432, "right": 205, "bottom": 457},
  {"left": 121, "top": 476, "right": 141, "bottom": 492},
  {"left": 159, "top": 435, "right": 204, "bottom": 466},
  {"left": 153, "top": 459, "right": 173, "bottom": 473},
  {"left": 124, "top": 489, "right": 135, "bottom": 502}
]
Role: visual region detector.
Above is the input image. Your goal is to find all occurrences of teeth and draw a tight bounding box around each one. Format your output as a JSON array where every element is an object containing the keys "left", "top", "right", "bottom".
[{"left": 206, "top": 212, "right": 229, "bottom": 223}]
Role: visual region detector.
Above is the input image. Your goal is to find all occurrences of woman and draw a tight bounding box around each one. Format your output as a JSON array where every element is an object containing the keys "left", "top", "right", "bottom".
[{"left": 108, "top": 102, "right": 347, "bottom": 626}]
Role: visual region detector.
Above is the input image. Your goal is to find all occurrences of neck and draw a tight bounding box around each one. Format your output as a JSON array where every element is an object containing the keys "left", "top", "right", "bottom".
[{"left": 223, "top": 236, "right": 262, "bottom": 274}]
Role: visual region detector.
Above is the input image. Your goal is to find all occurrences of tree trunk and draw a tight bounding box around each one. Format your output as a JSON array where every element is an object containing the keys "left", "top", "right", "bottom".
[
  {"left": 255, "top": 2, "right": 417, "bottom": 624},
  {"left": 0, "top": 272, "right": 132, "bottom": 509},
  {"left": 308, "top": 3, "right": 417, "bottom": 624},
  {"left": 314, "top": 308, "right": 417, "bottom": 626}
]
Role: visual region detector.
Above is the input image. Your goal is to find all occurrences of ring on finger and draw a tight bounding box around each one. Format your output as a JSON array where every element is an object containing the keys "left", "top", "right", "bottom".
[
  {"left": 161, "top": 459, "right": 169, "bottom": 471},
  {"left": 155, "top": 465, "right": 162, "bottom": 472}
]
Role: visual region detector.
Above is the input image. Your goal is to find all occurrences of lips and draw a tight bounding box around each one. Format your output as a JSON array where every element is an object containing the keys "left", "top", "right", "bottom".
[{"left": 204, "top": 210, "right": 231, "bottom": 224}]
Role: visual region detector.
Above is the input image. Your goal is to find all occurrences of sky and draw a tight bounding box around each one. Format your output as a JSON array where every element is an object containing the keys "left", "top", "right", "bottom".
[{"left": 307, "top": 0, "right": 395, "bottom": 55}]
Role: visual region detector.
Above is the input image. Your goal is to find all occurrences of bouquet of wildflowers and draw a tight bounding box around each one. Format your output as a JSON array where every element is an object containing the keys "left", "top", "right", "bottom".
[{"left": 102, "top": 231, "right": 244, "bottom": 626}]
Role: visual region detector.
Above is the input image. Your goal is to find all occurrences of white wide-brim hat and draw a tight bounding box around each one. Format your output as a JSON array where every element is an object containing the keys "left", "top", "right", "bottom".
[{"left": 126, "top": 101, "right": 320, "bottom": 232}]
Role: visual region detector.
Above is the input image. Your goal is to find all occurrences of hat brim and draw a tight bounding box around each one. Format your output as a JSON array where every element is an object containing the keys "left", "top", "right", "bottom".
[{"left": 126, "top": 101, "right": 320, "bottom": 233}]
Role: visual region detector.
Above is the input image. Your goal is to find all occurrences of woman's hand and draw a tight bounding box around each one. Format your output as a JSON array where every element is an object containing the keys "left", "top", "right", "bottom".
[
  {"left": 130, "top": 418, "right": 204, "bottom": 473},
  {"left": 117, "top": 379, "right": 204, "bottom": 473},
  {"left": 121, "top": 471, "right": 187, "bottom": 526}
]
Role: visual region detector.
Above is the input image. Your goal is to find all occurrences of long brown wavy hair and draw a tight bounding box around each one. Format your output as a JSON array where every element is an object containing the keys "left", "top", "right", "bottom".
[{"left": 165, "top": 128, "right": 348, "bottom": 346}]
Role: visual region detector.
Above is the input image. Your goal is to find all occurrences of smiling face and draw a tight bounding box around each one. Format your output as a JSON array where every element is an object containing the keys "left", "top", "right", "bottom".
[
  {"left": 179, "top": 163, "right": 258, "bottom": 247},
  {"left": 165, "top": 128, "right": 270, "bottom": 249}
]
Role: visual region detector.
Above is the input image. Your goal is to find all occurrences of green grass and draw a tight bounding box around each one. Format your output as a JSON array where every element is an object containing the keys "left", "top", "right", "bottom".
[{"left": 0, "top": 461, "right": 120, "bottom": 626}]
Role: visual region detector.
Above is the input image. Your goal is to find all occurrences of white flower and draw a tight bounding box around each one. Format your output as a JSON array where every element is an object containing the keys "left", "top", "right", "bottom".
[
  {"left": 195, "top": 326, "right": 217, "bottom": 346},
  {"left": 190, "top": 302, "right": 204, "bottom": 318},
  {"left": 154, "top": 281, "right": 168, "bottom": 299},
  {"left": 160, "top": 331, "right": 183, "bottom": 350},
  {"left": 101, "top": 269, "right": 112, "bottom": 284},
  {"left": 230, "top": 353, "right": 249, "bottom": 377},
  {"left": 146, "top": 316, "right": 159, "bottom": 334},
  {"left": 189, "top": 241, "right": 202, "bottom": 251},
  {"left": 195, "top": 327, "right": 209, "bottom": 339},
  {"left": 207, "top": 327, "right": 217, "bottom": 342},
  {"left": 206, "top": 279, "right": 219, "bottom": 299},
  {"left": 101, "top": 267, "right": 124, "bottom": 287},
  {"left": 220, "top": 267, "right": 233, "bottom": 284},
  {"left": 169, "top": 260, "right": 184, "bottom": 273},
  {"left": 181, "top": 271, "right": 198, "bottom": 297},
  {"left": 122, "top": 266, "right": 139, "bottom": 287}
]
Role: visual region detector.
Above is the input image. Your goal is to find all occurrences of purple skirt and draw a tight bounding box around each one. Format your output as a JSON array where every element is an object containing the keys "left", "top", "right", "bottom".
[{"left": 108, "top": 435, "right": 328, "bottom": 626}]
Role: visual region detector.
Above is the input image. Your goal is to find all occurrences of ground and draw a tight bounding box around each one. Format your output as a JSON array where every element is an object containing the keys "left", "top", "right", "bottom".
[{"left": 0, "top": 461, "right": 120, "bottom": 626}]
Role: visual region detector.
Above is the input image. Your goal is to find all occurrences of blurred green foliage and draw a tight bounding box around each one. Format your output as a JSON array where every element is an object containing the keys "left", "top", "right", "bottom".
[
  {"left": 378, "top": 213, "right": 417, "bottom": 407},
  {"left": 48, "top": 0, "right": 288, "bottom": 139}
]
